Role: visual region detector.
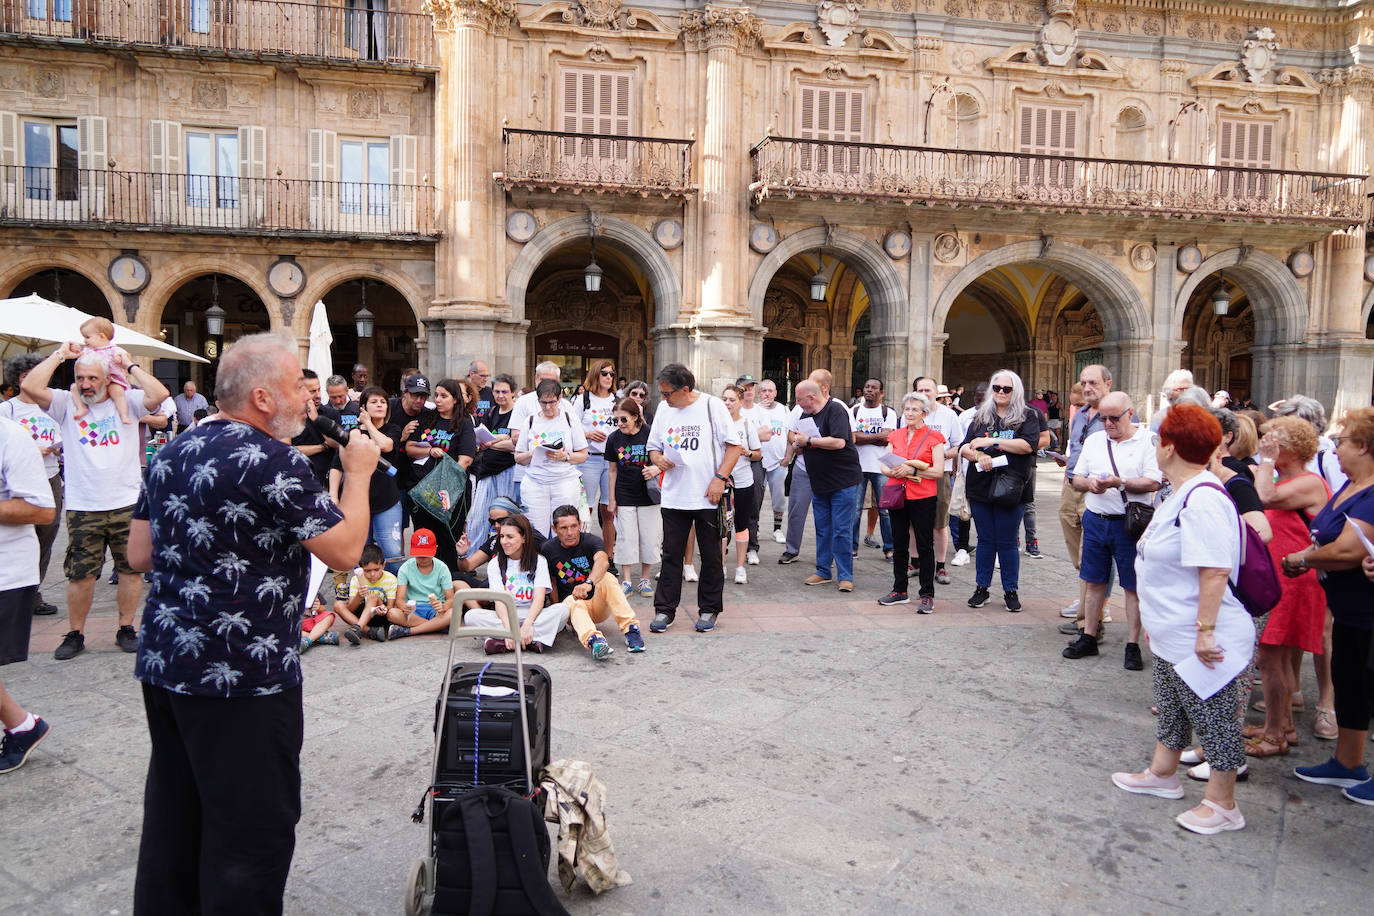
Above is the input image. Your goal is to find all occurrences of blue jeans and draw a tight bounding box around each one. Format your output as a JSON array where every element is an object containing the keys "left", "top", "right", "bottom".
[
  {"left": 370, "top": 500, "right": 404, "bottom": 574},
  {"left": 970, "top": 499, "right": 1025, "bottom": 592},
  {"left": 813, "top": 482, "right": 862, "bottom": 582},
  {"left": 852, "top": 471, "right": 893, "bottom": 551}
]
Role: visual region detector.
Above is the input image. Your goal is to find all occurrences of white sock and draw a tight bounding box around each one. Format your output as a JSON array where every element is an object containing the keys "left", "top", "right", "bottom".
[{"left": 8, "top": 713, "right": 37, "bottom": 734}]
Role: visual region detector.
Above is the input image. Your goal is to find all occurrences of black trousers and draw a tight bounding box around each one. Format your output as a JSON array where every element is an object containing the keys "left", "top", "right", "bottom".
[
  {"left": 135, "top": 683, "right": 304, "bottom": 916},
  {"left": 891, "top": 495, "right": 937, "bottom": 598},
  {"left": 746, "top": 460, "right": 765, "bottom": 551},
  {"left": 654, "top": 507, "right": 725, "bottom": 620}
]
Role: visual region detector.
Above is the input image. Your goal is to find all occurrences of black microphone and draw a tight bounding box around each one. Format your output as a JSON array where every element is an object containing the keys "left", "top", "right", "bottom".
[{"left": 311, "top": 414, "right": 397, "bottom": 477}]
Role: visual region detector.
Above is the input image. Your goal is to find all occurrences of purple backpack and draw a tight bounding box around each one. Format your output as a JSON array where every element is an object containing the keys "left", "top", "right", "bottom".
[{"left": 1175, "top": 481, "right": 1281, "bottom": 618}]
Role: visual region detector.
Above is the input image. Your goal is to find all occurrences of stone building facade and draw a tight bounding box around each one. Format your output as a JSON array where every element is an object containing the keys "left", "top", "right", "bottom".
[{"left": 3, "top": 0, "right": 1373, "bottom": 411}]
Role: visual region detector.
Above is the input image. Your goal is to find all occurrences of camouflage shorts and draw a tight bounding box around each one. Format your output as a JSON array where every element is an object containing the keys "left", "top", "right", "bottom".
[{"left": 64, "top": 506, "right": 135, "bottom": 581}]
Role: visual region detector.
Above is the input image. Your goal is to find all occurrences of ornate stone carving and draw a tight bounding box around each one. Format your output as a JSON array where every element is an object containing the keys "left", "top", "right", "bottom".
[
  {"left": 566, "top": 0, "right": 627, "bottom": 30},
  {"left": 587, "top": 40, "right": 611, "bottom": 62},
  {"left": 934, "top": 233, "right": 961, "bottom": 262},
  {"left": 816, "top": 1, "right": 861, "bottom": 49},
  {"left": 763, "top": 292, "right": 803, "bottom": 330},
  {"left": 681, "top": 4, "right": 763, "bottom": 52},
  {"left": 192, "top": 78, "right": 228, "bottom": 109},
  {"left": 1241, "top": 27, "right": 1279, "bottom": 84},
  {"left": 349, "top": 89, "right": 379, "bottom": 119},
  {"left": 1038, "top": 9, "right": 1077, "bottom": 67},
  {"left": 1130, "top": 244, "right": 1157, "bottom": 272},
  {"left": 422, "top": 0, "right": 517, "bottom": 33},
  {"left": 32, "top": 70, "right": 63, "bottom": 98}
]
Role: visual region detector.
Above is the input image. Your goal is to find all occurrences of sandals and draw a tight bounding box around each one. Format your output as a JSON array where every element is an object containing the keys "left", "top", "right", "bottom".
[
  {"left": 1244, "top": 734, "right": 1290, "bottom": 757},
  {"left": 1243, "top": 723, "right": 1299, "bottom": 746}
]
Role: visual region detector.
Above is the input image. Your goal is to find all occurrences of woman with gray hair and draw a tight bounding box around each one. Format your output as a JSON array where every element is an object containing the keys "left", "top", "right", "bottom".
[
  {"left": 0, "top": 353, "right": 63, "bottom": 616},
  {"left": 958, "top": 369, "right": 1037, "bottom": 612},
  {"left": 877, "top": 392, "right": 947, "bottom": 612}
]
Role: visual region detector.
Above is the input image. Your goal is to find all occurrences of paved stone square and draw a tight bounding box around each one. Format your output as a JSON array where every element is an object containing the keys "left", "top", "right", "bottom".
[{"left": 3, "top": 464, "right": 1372, "bottom": 914}]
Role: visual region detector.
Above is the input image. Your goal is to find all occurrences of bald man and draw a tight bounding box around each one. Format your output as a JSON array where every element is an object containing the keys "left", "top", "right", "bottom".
[{"left": 779, "top": 369, "right": 844, "bottom": 564}]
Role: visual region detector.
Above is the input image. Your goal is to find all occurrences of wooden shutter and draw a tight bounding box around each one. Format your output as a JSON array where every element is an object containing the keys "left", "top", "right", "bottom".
[
  {"left": 237, "top": 125, "right": 265, "bottom": 179},
  {"left": 560, "top": 68, "right": 633, "bottom": 161},
  {"left": 389, "top": 133, "right": 418, "bottom": 230},
  {"left": 307, "top": 128, "right": 338, "bottom": 229},
  {"left": 798, "top": 84, "right": 865, "bottom": 173},
  {"left": 1017, "top": 104, "right": 1078, "bottom": 186},
  {"left": 0, "top": 112, "right": 17, "bottom": 168},
  {"left": 77, "top": 115, "right": 107, "bottom": 215},
  {"left": 1217, "top": 118, "right": 1274, "bottom": 198},
  {"left": 149, "top": 120, "right": 182, "bottom": 217}
]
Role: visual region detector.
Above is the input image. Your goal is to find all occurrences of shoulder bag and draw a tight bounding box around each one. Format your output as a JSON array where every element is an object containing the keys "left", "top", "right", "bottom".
[
  {"left": 984, "top": 414, "right": 1027, "bottom": 508},
  {"left": 1106, "top": 436, "right": 1154, "bottom": 541},
  {"left": 1173, "top": 481, "right": 1280, "bottom": 618},
  {"left": 880, "top": 427, "right": 931, "bottom": 510},
  {"left": 704, "top": 396, "right": 734, "bottom": 541}
]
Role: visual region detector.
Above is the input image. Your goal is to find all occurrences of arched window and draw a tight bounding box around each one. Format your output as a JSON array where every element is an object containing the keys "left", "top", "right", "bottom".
[{"left": 1115, "top": 106, "right": 1148, "bottom": 158}]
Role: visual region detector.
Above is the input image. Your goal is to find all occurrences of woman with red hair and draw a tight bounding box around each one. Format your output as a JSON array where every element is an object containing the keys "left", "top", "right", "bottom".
[{"left": 1112, "top": 404, "right": 1253, "bottom": 835}]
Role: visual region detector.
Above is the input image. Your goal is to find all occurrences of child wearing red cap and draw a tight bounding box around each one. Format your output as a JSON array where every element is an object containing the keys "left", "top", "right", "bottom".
[{"left": 386, "top": 528, "right": 461, "bottom": 639}]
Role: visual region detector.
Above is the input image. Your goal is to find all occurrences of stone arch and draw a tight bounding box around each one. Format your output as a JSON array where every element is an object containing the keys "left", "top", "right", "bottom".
[
  {"left": 1172, "top": 248, "right": 1304, "bottom": 347},
  {"left": 1360, "top": 283, "right": 1374, "bottom": 330},
  {"left": 933, "top": 240, "right": 1149, "bottom": 343},
  {"left": 748, "top": 226, "right": 906, "bottom": 339},
  {"left": 506, "top": 215, "right": 679, "bottom": 329},
  {"left": 293, "top": 263, "right": 428, "bottom": 339},
  {"left": 0, "top": 252, "right": 120, "bottom": 319},
  {"left": 139, "top": 256, "right": 279, "bottom": 335}
]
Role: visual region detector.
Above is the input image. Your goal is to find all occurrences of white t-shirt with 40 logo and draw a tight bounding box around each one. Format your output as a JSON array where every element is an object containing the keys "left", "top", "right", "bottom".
[
  {"left": 47, "top": 389, "right": 150, "bottom": 511},
  {"left": 646, "top": 393, "right": 742, "bottom": 511}
]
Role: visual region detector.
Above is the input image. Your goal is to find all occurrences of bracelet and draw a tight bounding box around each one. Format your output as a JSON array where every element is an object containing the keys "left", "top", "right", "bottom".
[
  {"left": 714, "top": 473, "right": 728, "bottom": 482},
  {"left": 1195, "top": 622, "right": 1216, "bottom": 632}
]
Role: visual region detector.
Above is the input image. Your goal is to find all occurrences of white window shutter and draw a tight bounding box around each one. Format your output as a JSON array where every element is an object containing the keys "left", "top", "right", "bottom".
[
  {"left": 237, "top": 125, "right": 265, "bottom": 179},
  {"left": 389, "top": 134, "right": 417, "bottom": 185},
  {"left": 78, "top": 116, "right": 108, "bottom": 216},
  {"left": 0, "top": 112, "right": 17, "bottom": 168},
  {"left": 149, "top": 120, "right": 181, "bottom": 216}
]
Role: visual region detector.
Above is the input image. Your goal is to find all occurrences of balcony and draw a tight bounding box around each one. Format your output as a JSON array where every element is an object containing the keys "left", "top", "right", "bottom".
[
  {"left": 0, "top": 0, "right": 435, "bottom": 68},
  {"left": 0, "top": 165, "right": 438, "bottom": 239},
  {"left": 750, "top": 137, "right": 1368, "bottom": 228},
  {"left": 501, "top": 128, "right": 694, "bottom": 198}
]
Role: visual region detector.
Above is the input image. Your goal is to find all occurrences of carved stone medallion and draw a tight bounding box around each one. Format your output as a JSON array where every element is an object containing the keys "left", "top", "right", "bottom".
[{"left": 1129, "top": 244, "right": 1157, "bottom": 272}]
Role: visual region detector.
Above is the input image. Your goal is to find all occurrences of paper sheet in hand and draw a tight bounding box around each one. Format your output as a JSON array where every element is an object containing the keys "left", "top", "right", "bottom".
[
  {"left": 796, "top": 418, "right": 821, "bottom": 439},
  {"left": 1173, "top": 644, "right": 1249, "bottom": 700},
  {"left": 971, "top": 454, "right": 1009, "bottom": 471},
  {"left": 304, "top": 555, "right": 329, "bottom": 614},
  {"left": 1346, "top": 514, "right": 1374, "bottom": 559},
  {"left": 473, "top": 425, "right": 498, "bottom": 445},
  {"left": 661, "top": 446, "right": 685, "bottom": 468},
  {"left": 879, "top": 452, "right": 906, "bottom": 469}
]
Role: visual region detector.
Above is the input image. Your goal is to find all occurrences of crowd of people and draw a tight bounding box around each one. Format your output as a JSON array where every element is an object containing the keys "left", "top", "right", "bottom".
[{"left": 2, "top": 335, "right": 1373, "bottom": 849}]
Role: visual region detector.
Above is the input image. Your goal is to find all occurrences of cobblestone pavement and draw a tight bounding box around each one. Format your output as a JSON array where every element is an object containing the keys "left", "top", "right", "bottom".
[{"left": 3, "top": 461, "right": 1372, "bottom": 914}]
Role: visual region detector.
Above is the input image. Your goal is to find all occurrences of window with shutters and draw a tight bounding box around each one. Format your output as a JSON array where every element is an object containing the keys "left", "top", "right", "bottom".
[
  {"left": 346, "top": 0, "right": 389, "bottom": 59},
  {"left": 185, "top": 130, "right": 239, "bottom": 208},
  {"left": 559, "top": 68, "right": 634, "bottom": 166},
  {"left": 797, "top": 82, "right": 865, "bottom": 174},
  {"left": 21, "top": 119, "right": 78, "bottom": 201},
  {"left": 189, "top": 0, "right": 233, "bottom": 34},
  {"left": 1016, "top": 103, "right": 1080, "bottom": 187},
  {"left": 1216, "top": 118, "right": 1275, "bottom": 199},
  {"left": 25, "top": 0, "right": 72, "bottom": 21},
  {"left": 340, "top": 138, "right": 389, "bottom": 215}
]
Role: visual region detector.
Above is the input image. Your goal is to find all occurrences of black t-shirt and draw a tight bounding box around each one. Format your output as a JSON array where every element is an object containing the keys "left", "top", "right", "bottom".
[
  {"left": 291, "top": 406, "right": 335, "bottom": 485},
  {"left": 1223, "top": 468, "right": 1264, "bottom": 516},
  {"left": 333, "top": 400, "right": 361, "bottom": 432},
  {"left": 472, "top": 407, "right": 516, "bottom": 479},
  {"left": 606, "top": 425, "right": 653, "bottom": 506},
  {"left": 406, "top": 413, "right": 477, "bottom": 475},
  {"left": 540, "top": 533, "right": 606, "bottom": 602},
  {"left": 473, "top": 385, "right": 495, "bottom": 417},
  {"left": 331, "top": 421, "right": 403, "bottom": 512},
  {"left": 388, "top": 404, "right": 436, "bottom": 489},
  {"left": 961, "top": 409, "right": 1038, "bottom": 504},
  {"left": 801, "top": 399, "right": 863, "bottom": 496}
]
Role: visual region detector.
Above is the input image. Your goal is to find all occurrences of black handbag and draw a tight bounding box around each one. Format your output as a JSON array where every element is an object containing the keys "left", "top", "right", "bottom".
[
  {"left": 987, "top": 466, "right": 1027, "bottom": 507},
  {"left": 1106, "top": 437, "right": 1154, "bottom": 541}
]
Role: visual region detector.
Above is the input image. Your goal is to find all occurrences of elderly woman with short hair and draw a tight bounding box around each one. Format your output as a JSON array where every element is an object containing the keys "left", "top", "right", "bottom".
[
  {"left": 877, "top": 392, "right": 946, "bottom": 613},
  {"left": 1113, "top": 405, "right": 1251, "bottom": 835}
]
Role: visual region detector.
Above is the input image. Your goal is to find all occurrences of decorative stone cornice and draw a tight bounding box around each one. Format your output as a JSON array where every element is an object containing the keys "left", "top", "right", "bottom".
[
  {"left": 423, "top": 0, "right": 517, "bottom": 33},
  {"left": 681, "top": 4, "right": 763, "bottom": 52}
]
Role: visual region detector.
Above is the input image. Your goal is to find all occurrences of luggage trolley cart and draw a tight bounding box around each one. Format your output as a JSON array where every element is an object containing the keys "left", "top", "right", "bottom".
[{"left": 405, "top": 588, "right": 554, "bottom": 916}]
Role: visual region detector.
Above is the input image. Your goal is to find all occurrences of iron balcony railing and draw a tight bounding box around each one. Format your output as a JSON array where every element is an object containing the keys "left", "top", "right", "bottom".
[
  {"left": 501, "top": 128, "right": 694, "bottom": 197},
  {"left": 751, "top": 137, "right": 1368, "bottom": 227},
  {"left": 0, "top": 0, "right": 435, "bottom": 67},
  {"left": 0, "top": 165, "right": 438, "bottom": 239}
]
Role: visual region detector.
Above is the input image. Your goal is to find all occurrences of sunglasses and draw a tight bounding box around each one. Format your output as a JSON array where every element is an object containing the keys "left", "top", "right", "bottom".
[
  {"left": 629, "top": 391, "right": 646, "bottom": 398},
  {"left": 991, "top": 385, "right": 1014, "bottom": 394},
  {"left": 613, "top": 416, "right": 633, "bottom": 425},
  {"left": 1101, "top": 412, "right": 1127, "bottom": 423},
  {"left": 601, "top": 370, "right": 616, "bottom": 377},
  {"left": 490, "top": 516, "right": 512, "bottom": 527}
]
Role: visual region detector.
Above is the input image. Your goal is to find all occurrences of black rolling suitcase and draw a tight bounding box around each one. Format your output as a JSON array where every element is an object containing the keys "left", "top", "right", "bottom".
[{"left": 435, "top": 662, "right": 552, "bottom": 789}]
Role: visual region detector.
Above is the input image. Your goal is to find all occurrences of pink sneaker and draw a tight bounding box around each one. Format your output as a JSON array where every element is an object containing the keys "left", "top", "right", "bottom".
[
  {"left": 1175, "top": 798, "right": 1245, "bottom": 835},
  {"left": 1111, "top": 768, "right": 1185, "bottom": 799}
]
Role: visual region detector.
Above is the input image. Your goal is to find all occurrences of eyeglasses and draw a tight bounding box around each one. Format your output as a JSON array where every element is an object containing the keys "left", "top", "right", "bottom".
[
  {"left": 538, "top": 399, "right": 559, "bottom": 406},
  {"left": 491, "top": 516, "right": 512, "bottom": 526},
  {"left": 1101, "top": 412, "right": 1127, "bottom": 423},
  {"left": 613, "top": 416, "right": 633, "bottom": 425},
  {"left": 991, "top": 385, "right": 1014, "bottom": 394},
  {"left": 629, "top": 391, "right": 645, "bottom": 398},
  {"left": 600, "top": 369, "right": 616, "bottom": 377}
]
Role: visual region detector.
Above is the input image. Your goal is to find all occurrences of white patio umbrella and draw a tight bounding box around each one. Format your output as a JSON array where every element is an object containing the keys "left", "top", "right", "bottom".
[
  {"left": 0, "top": 293, "right": 208, "bottom": 363},
  {"left": 306, "top": 300, "right": 334, "bottom": 381}
]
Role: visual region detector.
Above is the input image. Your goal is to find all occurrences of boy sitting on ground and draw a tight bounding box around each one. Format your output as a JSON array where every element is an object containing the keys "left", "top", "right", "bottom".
[
  {"left": 300, "top": 596, "right": 340, "bottom": 652},
  {"left": 332, "top": 544, "right": 398, "bottom": 643},
  {"left": 387, "top": 528, "right": 462, "bottom": 640}
]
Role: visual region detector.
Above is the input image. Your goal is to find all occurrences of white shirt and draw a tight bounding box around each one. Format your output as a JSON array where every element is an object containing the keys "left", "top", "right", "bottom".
[
  {"left": 510, "top": 389, "right": 572, "bottom": 480},
  {"left": 1135, "top": 472, "right": 1253, "bottom": 665},
  {"left": 574, "top": 392, "right": 617, "bottom": 456},
  {"left": 647, "top": 393, "right": 741, "bottom": 511},
  {"left": 1310, "top": 438, "right": 1349, "bottom": 493},
  {"left": 849, "top": 403, "right": 898, "bottom": 474},
  {"left": 0, "top": 397, "right": 62, "bottom": 477},
  {"left": 728, "top": 414, "right": 761, "bottom": 488},
  {"left": 485, "top": 554, "right": 552, "bottom": 614},
  {"left": 0, "top": 418, "right": 56, "bottom": 590},
  {"left": 1072, "top": 426, "right": 1162, "bottom": 516},
  {"left": 521, "top": 407, "right": 587, "bottom": 486},
  {"left": 922, "top": 402, "right": 962, "bottom": 473},
  {"left": 46, "top": 389, "right": 151, "bottom": 512},
  {"left": 749, "top": 402, "right": 790, "bottom": 471}
]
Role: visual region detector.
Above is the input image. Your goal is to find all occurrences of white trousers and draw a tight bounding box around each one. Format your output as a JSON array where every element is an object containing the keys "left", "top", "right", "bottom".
[{"left": 463, "top": 601, "right": 570, "bottom": 648}]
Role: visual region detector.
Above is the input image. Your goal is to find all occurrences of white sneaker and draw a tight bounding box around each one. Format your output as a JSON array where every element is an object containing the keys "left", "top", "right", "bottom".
[
  {"left": 683, "top": 565, "right": 698, "bottom": 582},
  {"left": 1060, "top": 600, "right": 1080, "bottom": 619},
  {"left": 994, "top": 556, "right": 1000, "bottom": 570},
  {"left": 734, "top": 567, "right": 747, "bottom": 585},
  {"left": 772, "top": 530, "right": 786, "bottom": 544},
  {"left": 950, "top": 549, "right": 969, "bottom": 567},
  {"left": 747, "top": 550, "right": 760, "bottom": 566}
]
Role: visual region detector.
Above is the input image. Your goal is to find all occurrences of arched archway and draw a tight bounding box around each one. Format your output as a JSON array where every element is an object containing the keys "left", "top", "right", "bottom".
[
  {"left": 139, "top": 256, "right": 278, "bottom": 334},
  {"left": 1171, "top": 248, "right": 1304, "bottom": 348},
  {"left": 319, "top": 277, "right": 421, "bottom": 394},
  {"left": 6, "top": 267, "right": 114, "bottom": 320},
  {"left": 159, "top": 274, "right": 270, "bottom": 395},
  {"left": 293, "top": 263, "right": 428, "bottom": 341},
  {"left": 506, "top": 215, "right": 680, "bottom": 330}
]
